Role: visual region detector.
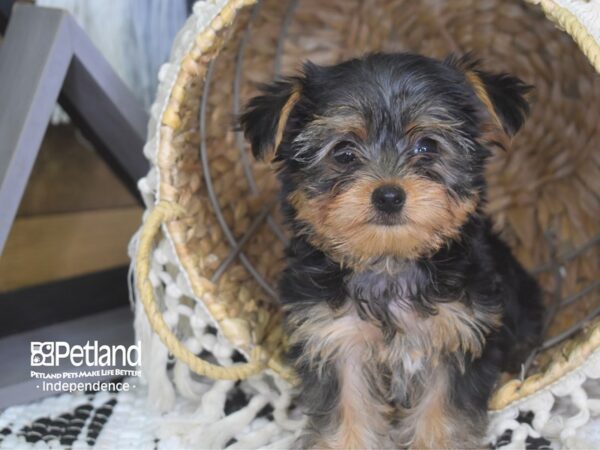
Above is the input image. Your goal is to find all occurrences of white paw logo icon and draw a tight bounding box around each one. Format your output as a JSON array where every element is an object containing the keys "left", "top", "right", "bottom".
[{"left": 31, "top": 342, "right": 54, "bottom": 366}]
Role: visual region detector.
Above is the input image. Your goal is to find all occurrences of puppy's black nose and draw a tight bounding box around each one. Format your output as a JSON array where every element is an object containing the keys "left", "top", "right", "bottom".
[{"left": 371, "top": 185, "right": 405, "bottom": 214}]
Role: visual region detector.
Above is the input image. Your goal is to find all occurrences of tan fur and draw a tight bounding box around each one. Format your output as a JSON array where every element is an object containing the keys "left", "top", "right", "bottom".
[
  {"left": 465, "top": 71, "right": 502, "bottom": 129},
  {"left": 465, "top": 70, "right": 511, "bottom": 150},
  {"left": 397, "top": 368, "right": 482, "bottom": 449},
  {"left": 386, "top": 301, "right": 501, "bottom": 368},
  {"left": 332, "top": 350, "right": 389, "bottom": 449},
  {"left": 288, "top": 302, "right": 383, "bottom": 373},
  {"left": 403, "top": 116, "right": 466, "bottom": 137},
  {"left": 288, "top": 303, "right": 392, "bottom": 449},
  {"left": 409, "top": 372, "right": 453, "bottom": 449},
  {"left": 309, "top": 113, "right": 368, "bottom": 141},
  {"left": 274, "top": 86, "right": 301, "bottom": 151},
  {"left": 288, "top": 300, "right": 499, "bottom": 449},
  {"left": 291, "top": 113, "right": 369, "bottom": 166},
  {"left": 289, "top": 176, "right": 477, "bottom": 268}
]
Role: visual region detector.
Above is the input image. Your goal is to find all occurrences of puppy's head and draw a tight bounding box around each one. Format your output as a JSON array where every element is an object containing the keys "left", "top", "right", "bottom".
[{"left": 241, "top": 53, "right": 531, "bottom": 266}]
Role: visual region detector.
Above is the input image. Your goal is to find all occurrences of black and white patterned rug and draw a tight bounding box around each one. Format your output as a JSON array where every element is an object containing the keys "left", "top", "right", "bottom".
[
  {"left": 0, "top": 379, "right": 160, "bottom": 449},
  {"left": 1, "top": 377, "right": 598, "bottom": 449}
]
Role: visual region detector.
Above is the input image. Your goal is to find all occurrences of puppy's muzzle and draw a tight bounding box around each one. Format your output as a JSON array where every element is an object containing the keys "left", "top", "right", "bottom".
[{"left": 371, "top": 185, "right": 406, "bottom": 214}]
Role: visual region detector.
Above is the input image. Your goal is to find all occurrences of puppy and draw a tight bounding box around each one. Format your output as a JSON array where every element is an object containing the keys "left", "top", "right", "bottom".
[{"left": 241, "top": 53, "right": 544, "bottom": 449}]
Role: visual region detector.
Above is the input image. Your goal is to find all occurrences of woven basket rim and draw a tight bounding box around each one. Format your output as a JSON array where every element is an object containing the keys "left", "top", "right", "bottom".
[{"left": 137, "top": 0, "right": 600, "bottom": 412}]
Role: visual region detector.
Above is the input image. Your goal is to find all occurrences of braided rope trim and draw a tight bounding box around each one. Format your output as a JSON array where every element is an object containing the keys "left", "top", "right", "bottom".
[
  {"left": 487, "top": 344, "right": 600, "bottom": 446},
  {"left": 525, "top": 0, "right": 600, "bottom": 73},
  {"left": 490, "top": 318, "right": 600, "bottom": 410},
  {"left": 135, "top": 200, "right": 268, "bottom": 380}
]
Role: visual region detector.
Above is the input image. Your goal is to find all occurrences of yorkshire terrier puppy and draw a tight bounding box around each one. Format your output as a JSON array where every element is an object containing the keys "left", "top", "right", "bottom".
[{"left": 241, "top": 53, "right": 544, "bottom": 449}]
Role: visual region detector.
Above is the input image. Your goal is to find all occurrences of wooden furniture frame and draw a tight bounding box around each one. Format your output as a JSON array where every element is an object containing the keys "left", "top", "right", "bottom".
[{"left": 0, "top": 3, "right": 148, "bottom": 407}]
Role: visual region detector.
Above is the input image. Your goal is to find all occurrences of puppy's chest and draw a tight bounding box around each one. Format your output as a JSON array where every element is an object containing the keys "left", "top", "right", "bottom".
[
  {"left": 291, "top": 269, "right": 494, "bottom": 392},
  {"left": 296, "top": 268, "right": 439, "bottom": 373},
  {"left": 346, "top": 267, "right": 424, "bottom": 327},
  {"left": 335, "top": 268, "right": 491, "bottom": 366}
]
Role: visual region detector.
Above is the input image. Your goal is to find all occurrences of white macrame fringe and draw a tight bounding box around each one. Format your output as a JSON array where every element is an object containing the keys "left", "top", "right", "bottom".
[{"left": 488, "top": 346, "right": 600, "bottom": 449}]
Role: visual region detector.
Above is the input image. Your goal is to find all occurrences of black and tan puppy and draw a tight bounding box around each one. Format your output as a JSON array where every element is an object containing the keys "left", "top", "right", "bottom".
[{"left": 241, "top": 53, "right": 543, "bottom": 449}]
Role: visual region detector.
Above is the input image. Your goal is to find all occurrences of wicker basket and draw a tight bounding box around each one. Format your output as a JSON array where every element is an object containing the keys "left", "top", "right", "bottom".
[{"left": 133, "top": 0, "right": 600, "bottom": 446}]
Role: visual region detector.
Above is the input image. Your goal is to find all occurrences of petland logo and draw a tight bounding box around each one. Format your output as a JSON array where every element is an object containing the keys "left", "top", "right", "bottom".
[{"left": 31, "top": 341, "right": 142, "bottom": 367}]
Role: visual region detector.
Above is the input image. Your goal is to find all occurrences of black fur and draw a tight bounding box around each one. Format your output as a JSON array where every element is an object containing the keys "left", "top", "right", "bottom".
[
  {"left": 241, "top": 52, "right": 543, "bottom": 448},
  {"left": 445, "top": 53, "right": 532, "bottom": 136}
]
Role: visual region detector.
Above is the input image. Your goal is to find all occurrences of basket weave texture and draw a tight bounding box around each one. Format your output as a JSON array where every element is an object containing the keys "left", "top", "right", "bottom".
[{"left": 136, "top": 0, "right": 600, "bottom": 412}]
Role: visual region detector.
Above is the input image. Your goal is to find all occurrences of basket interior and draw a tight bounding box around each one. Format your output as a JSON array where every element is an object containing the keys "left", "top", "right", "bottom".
[{"left": 161, "top": 0, "right": 600, "bottom": 390}]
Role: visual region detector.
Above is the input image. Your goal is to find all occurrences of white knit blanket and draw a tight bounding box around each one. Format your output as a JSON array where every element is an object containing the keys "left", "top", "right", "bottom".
[{"left": 2, "top": 377, "right": 600, "bottom": 449}]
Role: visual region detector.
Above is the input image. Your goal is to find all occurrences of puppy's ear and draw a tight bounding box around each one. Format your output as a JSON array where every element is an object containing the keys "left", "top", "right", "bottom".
[
  {"left": 240, "top": 80, "right": 301, "bottom": 160},
  {"left": 448, "top": 54, "right": 532, "bottom": 138},
  {"left": 470, "top": 69, "right": 531, "bottom": 136}
]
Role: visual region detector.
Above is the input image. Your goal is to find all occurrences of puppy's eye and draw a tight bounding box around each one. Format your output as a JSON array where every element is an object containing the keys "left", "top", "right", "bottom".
[
  {"left": 413, "top": 138, "right": 438, "bottom": 155},
  {"left": 332, "top": 142, "right": 357, "bottom": 164}
]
